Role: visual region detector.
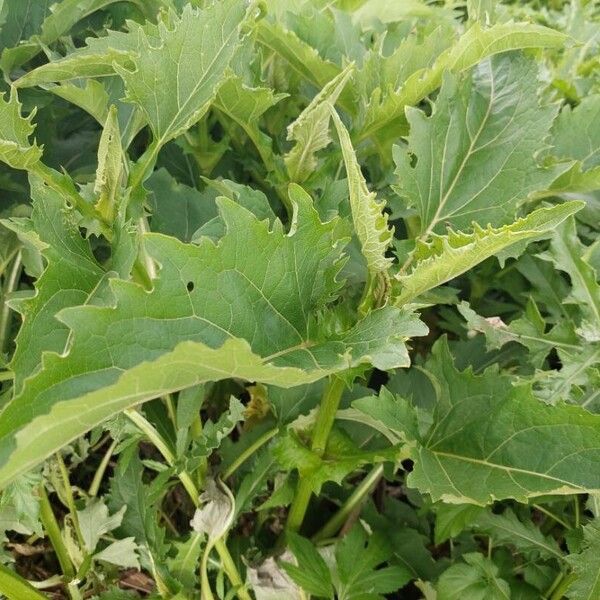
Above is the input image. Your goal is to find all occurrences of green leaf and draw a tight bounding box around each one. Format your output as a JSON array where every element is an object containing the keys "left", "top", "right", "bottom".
[
  {"left": 457, "top": 299, "right": 580, "bottom": 369},
  {"left": 146, "top": 169, "right": 218, "bottom": 243},
  {"left": 0, "top": 0, "right": 131, "bottom": 75},
  {"left": 116, "top": 1, "right": 249, "bottom": 150},
  {"left": 359, "top": 339, "right": 600, "bottom": 504},
  {"left": 362, "top": 22, "right": 567, "bottom": 144},
  {"left": 184, "top": 397, "right": 245, "bottom": 468},
  {"left": 437, "top": 553, "right": 510, "bottom": 600},
  {"left": 12, "top": 22, "right": 149, "bottom": 88},
  {"left": 467, "top": 0, "right": 495, "bottom": 24},
  {"left": 334, "top": 526, "right": 411, "bottom": 599},
  {"left": 473, "top": 509, "right": 563, "bottom": 560},
  {"left": 394, "top": 53, "right": 558, "bottom": 234},
  {"left": 434, "top": 504, "right": 484, "bottom": 545},
  {"left": 94, "top": 105, "right": 123, "bottom": 224},
  {"left": 566, "top": 519, "right": 600, "bottom": 600},
  {"left": 553, "top": 95, "right": 600, "bottom": 170},
  {"left": 0, "top": 186, "right": 422, "bottom": 488},
  {"left": 94, "top": 537, "right": 140, "bottom": 570},
  {"left": 331, "top": 108, "right": 393, "bottom": 276},
  {"left": 254, "top": 19, "right": 344, "bottom": 103},
  {"left": 0, "top": 88, "right": 42, "bottom": 171},
  {"left": 411, "top": 340, "right": 600, "bottom": 504},
  {"left": 107, "top": 447, "right": 167, "bottom": 559},
  {"left": 284, "top": 64, "right": 354, "bottom": 183},
  {"left": 214, "top": 75, "right": 286, "bottom": 169},
  {"left": 0, "top": 0, "right": 51, "bottom": 53},
  {"left": 394, "top": 202, "right": 583, "bottom": 305},
  {"left": 77, "top": 499, "right": 126, "bottom": 553},
  {"left": 167, "top": 534, "right": 203, "bottom": 592},
  {"left": 544, "top": 218, "right": 600, "bottom": 340},
  {"left": 1, "top": 178, "right": 104, "bottom": 393},
  {"left": 274, "top": 427, "right": 400, "bottom": 494},
  {"left": 282, "top": 533, "right": 334, "bottom": 598}
]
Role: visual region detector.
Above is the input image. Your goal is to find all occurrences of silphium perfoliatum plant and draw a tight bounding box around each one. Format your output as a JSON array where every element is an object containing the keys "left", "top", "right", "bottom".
[{"left": 0, "top": 0, "right": 598, "bottom": 598}]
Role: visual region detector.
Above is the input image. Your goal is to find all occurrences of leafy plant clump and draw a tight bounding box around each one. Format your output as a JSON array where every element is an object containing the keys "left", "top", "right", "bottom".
[{"left": 0, "top": 0, "right": 599, "bottom": 598}]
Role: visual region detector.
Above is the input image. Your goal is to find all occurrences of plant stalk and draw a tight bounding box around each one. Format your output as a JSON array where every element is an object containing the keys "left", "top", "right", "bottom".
[
  {"left": 313, "top": 464, "right": 384, "bottom": 542},
  {"left": 0, "top": 563, "right": 48, "bottom": 600},
  {"left": 286, "top": 376, "right": 346, "bottom": 534},
  {"left": 38, "top": 485, "right": 75, "bottom": 580},
  {"left": 55, "top": 452, "right": 86, "bottom": 553},
  {"left": 0, "top": 250, "right": 22, "bottom": 354},
  {"left": 88, "top": 439, "right": 118, "bottom": 497}
]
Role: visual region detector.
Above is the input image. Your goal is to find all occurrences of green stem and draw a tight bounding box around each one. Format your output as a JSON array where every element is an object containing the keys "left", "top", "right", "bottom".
[
  {"left": 0, "top": 371, "right": 14, "bottom": 382},
  {"left": 286, "top": 376, "right": 346, "bottom": 534},
  {"left": 533, "top": 504, "right": 571, "bottom": 530},
  {"left": 88, "top": 439, "right": 118, "bottom": 497},
  {"left": 222, "top": 427, "right": 279, "bottom": 480},
  {"left": 128, "top": 141, "right": 160, "bottom": 194},
  {"left": 163, "top": 394, "right": 177, "bottom": 430},
  {"left": 547, "top": 572, "right": 577, "bottom": 600},
  {"left": 574, "top": 496, "right": 580, "bottom": 529},
  {"left": 313, "top": 464, "right": 383, "bottom": 542},
  {"left": 0, "top": 563, "right": 48, "bottom": 600},
  {"left": 0, "top": 250, "right": 21, "bottom": 354},
  {"left": 38, "top": 485, "right": 75, "bottom": 580},
  {"left": 55, "top": 453, "right": 86, "bottom": 553},
  {"left": 124, "top": 408, "right": 251, "bottom": 600},
  {"left": 124, "top": 408, "right": 176, "bottom": 464}
]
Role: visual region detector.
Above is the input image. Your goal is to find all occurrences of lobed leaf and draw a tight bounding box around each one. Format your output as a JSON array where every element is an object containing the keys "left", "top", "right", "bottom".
[
  {"left": 394, "top": 202, "right": 583, "bottom": 305},
  {"left": 0, "top": 186, "right": 424, "bottom": 488},
  {"left": 284, "top": 64, "right": 354, "bottom": 183},
  {"left": 394, "top": 53, "right": 559, "bottom": 235},
  {"left": 331, "top": 108, "right": 393, "bottom": 276},
  {"left": 362, "top": 22, "right": 568, "bottom": 144},
  {"left": 356, "top": 339, "right": 600, "bottom": 505}
]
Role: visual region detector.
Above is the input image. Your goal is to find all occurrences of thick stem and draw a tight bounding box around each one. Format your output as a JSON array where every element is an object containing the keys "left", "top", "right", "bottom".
[
  {"left": 286, "top": 377, "right": 346, "bottom": 534},
  {"left": 0, "top": 563, "right": 47, "bottom": 600},
  {"left": 38, "top": 485, "right": 75, "bottom": 580},
  {"left": 313, "top": 464, "right": 384, "bottom": 542}
]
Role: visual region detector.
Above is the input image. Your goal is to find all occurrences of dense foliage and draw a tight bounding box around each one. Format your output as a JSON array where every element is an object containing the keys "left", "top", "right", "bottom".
[{"left": 0, "top": 0, "right": 599, "bottom": 598}]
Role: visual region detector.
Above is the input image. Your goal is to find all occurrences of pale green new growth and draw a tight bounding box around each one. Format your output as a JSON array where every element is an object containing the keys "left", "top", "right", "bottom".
[
  {"left": 330, "top": 108, "right": 393, "bottom": 275},
  {"left": 94, "top": 106, "right": 123, "bottom": 224},
  {"left": 285, "top": 64, "right": 354, "bottom": 183},
  {"left": 395, "top": 202, "right": 582, "bottom": 305},
  {"left": 0, "top": 88, "right": 42, "bottom": 171},
  {"left": 362, "top": 22, "right": 568, "bottom": 142}
]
